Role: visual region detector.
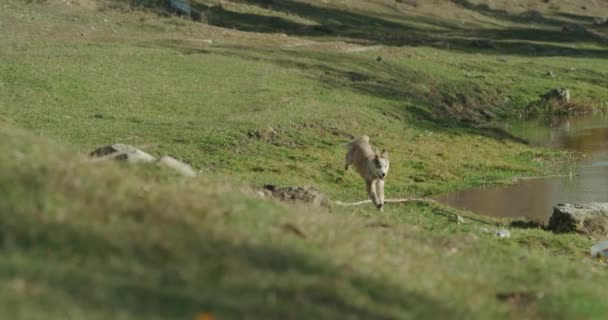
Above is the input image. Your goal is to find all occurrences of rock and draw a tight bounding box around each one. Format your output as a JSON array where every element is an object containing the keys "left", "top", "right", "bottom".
[
  {"left": 593, "top": 17, "right": 608, "bottom": 26},
  {"left": 159, "top": 156, "right": 197, "bottom": 177},
  {"left": 263, "top": 184, "right": 330, "bottom": 207},
  {"left": 169, "top": 0, "right": 191, "bottom": 16},
  {"left": 255, "top": 189, "right": 273, "bottom": 198},
  {"left": 471, "top": 39, "right": 496, "bottom": 49},
  {"left": 545, "top": 71, "right": 556, "bottom": 78},
  {"left": 495, "top": 229, "right": 511, "bottom": 238},
  {"left": 541, "top": 87, "right": 570, "bottom": 104},
  {"left": 547, "top": 203, "right": 608, "bottom": 237},
  {"left": 89, "top": 144, "right": 156, "bottom": 163},
  {"left": 590, "top": 240, "right": 608, "bottom": 261},
  {"left": 456, "top": 215, "right": 465, "bottom": 225},
  {"left": 376, "top": 56, "right": 385, "bottom": 63}
]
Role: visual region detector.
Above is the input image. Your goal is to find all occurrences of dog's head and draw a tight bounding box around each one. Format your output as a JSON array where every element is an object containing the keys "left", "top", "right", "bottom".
[{"left": 373, "top": 149, "right": 389, "bottom": 180}]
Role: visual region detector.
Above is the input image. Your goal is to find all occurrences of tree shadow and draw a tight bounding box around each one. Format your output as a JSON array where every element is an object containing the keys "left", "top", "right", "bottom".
[
  {"left": 140, "top": 41, "right": 528, "bottom": 143},
  {"left": 449, "top": 0, "right": 567, "bottom": 27},
  {"left": 125, "top": 0, "right": 608, "bottom": 57},
  {"left": 186, "top": 1, "right": 607, "bottom": 57},
  {"left": 0, "top": 217, "right": 466, "bottom": 319}
]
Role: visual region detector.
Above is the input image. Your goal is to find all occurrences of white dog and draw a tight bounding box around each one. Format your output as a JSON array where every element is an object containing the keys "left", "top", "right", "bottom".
[{"left": 343, "top": 135, "right": 389, "bottom": 211}]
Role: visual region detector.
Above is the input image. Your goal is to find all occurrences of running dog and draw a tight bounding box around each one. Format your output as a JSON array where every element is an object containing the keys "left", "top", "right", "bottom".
[{"left": 343, "top": 135, "right": 389, "bottom": 211}]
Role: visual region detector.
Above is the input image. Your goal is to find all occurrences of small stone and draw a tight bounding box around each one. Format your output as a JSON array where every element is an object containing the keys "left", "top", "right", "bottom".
[
  {"left": 545, "top": 71, "right": 555, "bottom": 78},
  {"left": 456, "top": 215, "right": 465, "bottom": 225},
  {"left": 256, "top": 189, "right": 272, "bottom": 198},
  {"left": 376, "top": 56, "right": 385, "bottom": 63},
  {"left": 496, "top": 229, "right": 511, "bottom": 238},
  {"left": 202, "top": 39, "right": 213, "bottom": 44},
  {"left": 169, "top": 0, "right": 191, "bottom": 16},
  {"left": 159, "top": 156, "right": 197, "bottom": 177},
  {"left": 593, "top": 17, "right": 608, "bottom": 26},
  {"left": 89, "top": 144, "right": 156, "bottom": 163}
]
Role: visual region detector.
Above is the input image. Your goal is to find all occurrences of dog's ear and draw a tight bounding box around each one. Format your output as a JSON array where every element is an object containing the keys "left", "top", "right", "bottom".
[{"left": 380, "top": 149, "right": 388, "bottom": 159}]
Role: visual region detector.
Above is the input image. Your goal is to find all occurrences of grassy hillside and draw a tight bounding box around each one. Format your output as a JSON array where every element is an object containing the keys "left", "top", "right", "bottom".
[
  {"left": 2, "top": 0, "right": 608, "bottom": 319},
  {"left": 1, "top": 117, "right": 607, "bottom": 320}
]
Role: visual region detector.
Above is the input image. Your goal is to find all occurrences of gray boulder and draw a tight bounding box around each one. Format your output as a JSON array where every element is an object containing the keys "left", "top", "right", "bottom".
[
  {"left": 547, "top": 203, "right": 608, "bottom": 237},
  {"left": 541, "top": 88, "right": 570, "bottom": 103},
  {"left": 89, "top": 144, "right": 156, "bottom": 163},
  {"left": 594, "top": 17, "right": 608, "bottom": 26},
  {"left": 159, "top": 156, "right": 197, "bottom": 177},
  {"left": 262, "top": 185, "right": 330, "bottom": 207},
  {"left": 169, "top": 0, "right": 191, "bottom": 16}
]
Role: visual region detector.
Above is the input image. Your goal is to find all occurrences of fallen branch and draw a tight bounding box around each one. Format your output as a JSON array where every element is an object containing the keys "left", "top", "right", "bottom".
[{"left": 334, "top": 198, "right": 436, "bottom": 206}]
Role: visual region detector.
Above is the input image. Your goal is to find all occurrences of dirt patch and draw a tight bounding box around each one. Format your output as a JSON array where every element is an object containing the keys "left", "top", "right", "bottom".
[
  {"left": 261, "top": 184, "right": 330, "bottom": 207},
  {"left": 496, "top": 291, "right": 541, "bottom": 308}
]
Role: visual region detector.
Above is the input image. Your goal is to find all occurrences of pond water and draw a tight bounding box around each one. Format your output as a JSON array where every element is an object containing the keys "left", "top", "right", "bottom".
[{"left": 435, "top": 115, "right": 608, "bottom": 221}]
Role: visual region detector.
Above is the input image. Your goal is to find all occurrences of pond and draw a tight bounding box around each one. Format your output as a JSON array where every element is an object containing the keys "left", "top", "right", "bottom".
[{"left": 435, "top": 115, "right": 608, "bottom": 221}]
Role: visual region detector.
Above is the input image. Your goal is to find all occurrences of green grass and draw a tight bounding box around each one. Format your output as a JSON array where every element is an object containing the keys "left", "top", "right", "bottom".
[
  {"left": 1, "top": 121, "right": 607, "bottom": 320},
  {"left": 2, "top": 0, "right": 608, "bottom": 318}
]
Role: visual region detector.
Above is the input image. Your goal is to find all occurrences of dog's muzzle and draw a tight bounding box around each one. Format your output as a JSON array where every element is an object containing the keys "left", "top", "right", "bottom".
[{"left": 378, "top": 173, "right": 386, "bottom": 180}]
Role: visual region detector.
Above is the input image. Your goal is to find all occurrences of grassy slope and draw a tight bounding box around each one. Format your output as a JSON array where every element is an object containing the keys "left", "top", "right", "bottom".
[
  {"left": 2, "top": 119, "right": 607, "bottom": 320},
  {"left": 2, "top": 0, "right": 608, "bottom": 319}
]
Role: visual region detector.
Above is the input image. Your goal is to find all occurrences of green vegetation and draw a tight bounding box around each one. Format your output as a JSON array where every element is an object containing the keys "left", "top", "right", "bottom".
[{"left": 2, "top": 0, "right": 608, "bottom": 318}]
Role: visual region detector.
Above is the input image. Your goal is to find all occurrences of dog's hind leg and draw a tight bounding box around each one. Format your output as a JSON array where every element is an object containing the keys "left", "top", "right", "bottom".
[
  {"left": 344, "top": 148, "right": 354, "bottom": 171},
  {"left": 366, "top": 180, "right": 380, "bottom": 208}
]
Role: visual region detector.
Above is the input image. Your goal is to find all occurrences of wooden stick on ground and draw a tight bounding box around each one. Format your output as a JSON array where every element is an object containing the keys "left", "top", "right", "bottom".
[{"left": 334, "top": 198, "right": 436, "bottom": 206}]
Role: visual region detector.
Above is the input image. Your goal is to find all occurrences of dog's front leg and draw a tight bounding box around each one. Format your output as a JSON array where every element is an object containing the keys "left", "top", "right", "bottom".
[
  {"left": 375, "top": 179, "right": 385, "bottom": 211},
  {"left": 366, "top": 180, "right": 380, "bottom": 209}
]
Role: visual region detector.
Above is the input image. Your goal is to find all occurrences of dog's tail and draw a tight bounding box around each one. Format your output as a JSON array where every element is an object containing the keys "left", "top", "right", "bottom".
[{"left": 342, "top": 135, "right": 370, "bottom": 148}]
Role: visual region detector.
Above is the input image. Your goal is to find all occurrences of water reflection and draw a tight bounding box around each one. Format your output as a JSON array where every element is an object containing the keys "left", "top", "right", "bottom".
[{"left": 436, "top": 115, "right": 608, "bottom": 221}]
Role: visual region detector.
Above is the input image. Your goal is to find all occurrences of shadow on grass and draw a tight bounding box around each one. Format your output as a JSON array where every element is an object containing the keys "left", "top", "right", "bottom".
[
  {"left": 133, "top": 36, "right": 532, "bottom": 144},
  {"left": 0, "top": 217, "right": 465, "bottom": 319},
  {"left": 127, "top": 0, "right": 608, "bottom": 57},
  {"left": 205, "top": 44, "right": 532, "bottom": 143},
  {"left": 449, "top": 0, "right": 566, "bottom": 26}
]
